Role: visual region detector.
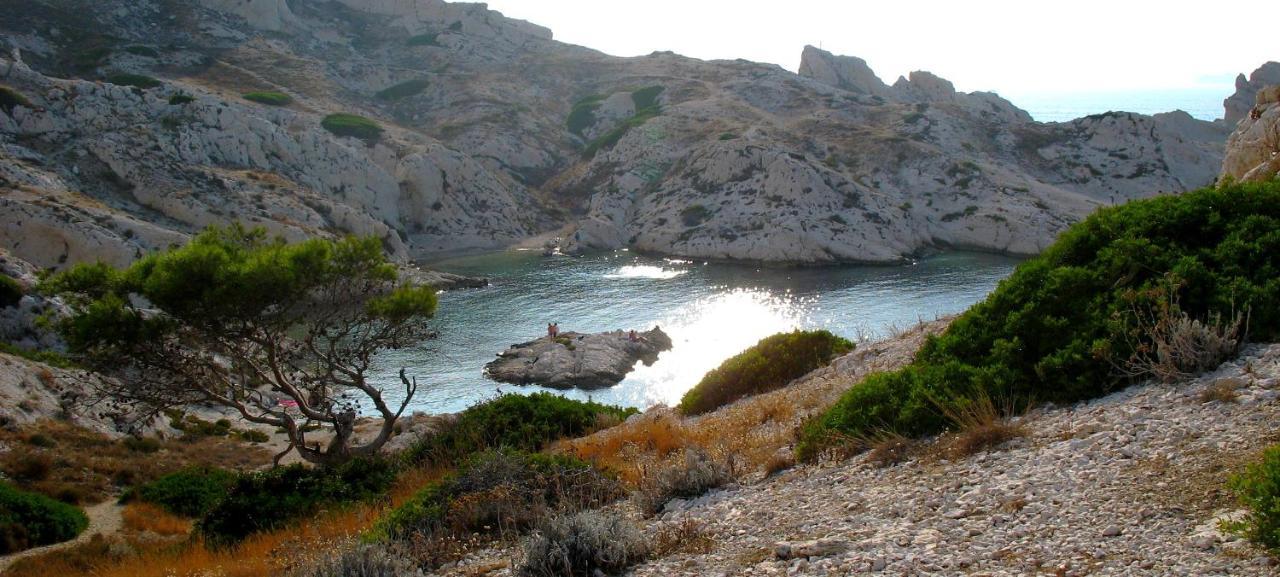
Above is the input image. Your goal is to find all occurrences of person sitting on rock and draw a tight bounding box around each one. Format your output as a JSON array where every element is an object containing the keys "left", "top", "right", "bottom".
[{"left": 628, "top": 329, "right": 638, "bottom": 342}]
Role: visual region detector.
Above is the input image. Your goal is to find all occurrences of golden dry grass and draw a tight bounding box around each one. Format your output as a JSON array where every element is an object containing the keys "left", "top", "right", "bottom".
[
  {"left": 929, "top": 392, "right": 1029, "bottom": 460},
  {"left": 121, "top": 502, "right": 192, "bottom": 536},
  {"left": 10, "top": 465, "right": 449, "bottom": 577},
  {"left": 559, "top": 320, "right": 949, "bottom": 484}
]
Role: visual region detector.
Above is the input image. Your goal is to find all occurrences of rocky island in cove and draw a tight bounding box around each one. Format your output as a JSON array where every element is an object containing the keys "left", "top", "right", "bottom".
[{"left": 485, "top": 327, "right": 674, "bottom": 389}]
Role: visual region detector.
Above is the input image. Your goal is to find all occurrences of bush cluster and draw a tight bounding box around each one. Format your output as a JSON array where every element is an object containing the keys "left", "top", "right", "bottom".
[
  {"left": 1225, "top": 444, "right": 1280, "bottom": 552},
  {"left": 371, "top": 450, "right": 621, "bottom": 543},
  {"left": 0, "top": 275, "right": 23, "bottom": 308},
  {"left": 199, "top": 458, "right": 395, "bottom": 544},
  {"left": 679, "top": 330, "right": 854, "bottom": 415},
  {"left": 517, "top": 510, "right": 648, "bottom": 577},
  {"left": 322, "top": 113, "right": 383, "bottom": 143},
  {"left": 407, "top": 392, "right": 637, "bottom": 467},
  {"left": 242, "top": 91, "right": 292, "bottom": 106},
  {"left": 566, "top": 94, "right": 604, "bottom": 137},
  {"left": 0, "top": 481, "right": 88, "bottom": 554},
  {"left": 128, "top": 466, "right": 235, "bottom": 518},
  {"left": 0, "top": 85, "right": 33, "bottom": 115},
  {"left": 798, "top": 181, "right": 1280, "bottom": 460},
  {"left": 376, "top": 78, "right": 429, "bottom": 101},
  {"left": 633, "top": 447, "right": 730, "bottom": 517}
]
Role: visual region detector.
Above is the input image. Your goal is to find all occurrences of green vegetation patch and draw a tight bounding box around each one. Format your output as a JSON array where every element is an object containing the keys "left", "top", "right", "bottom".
[
  {"left": 797, "top": 181, "right": 1280, "bottom": 460},
  {"left": 0, "top": 275, "right": 23, "bottom": 308},
  {"left": 407, "top": 32, "right": 441, "bottom": 47},
  {"left": 199, "top": 458, "right": 395, "bottom": 544},
  {"left": 407, "top": 392, "right": 638, "bottom": 467},
  {"left": 1224, "top": 444, "right": 1280, "bottom": 553},
  {"left": 630, "top": 85, "right": 665, "bottom": 112},
  {"left": 129, "top": 466, "right": 235, "bottom": 518},
  {"left": 242, "top": 91, "right": 292, "bottom": 106},
  {"left": 680, "top": 204, "right": 711, "bottom": 227},
  {"left": 0, "top": 86, "right": 33, "bottom": 115},
  {"left": 376, "top": 78, "right": 429, "bottom": 101},
  {"left": 322, "top": 113, "right": 383, "bottom": 143},
  {"left": 106, "top": 73, "right": 162, "bottom": 89},
  {"left": 369, "top": 450, "right": 619, "bottom": 542},
  {"left": 0, "top": 481, "right": 88, "bottom": 554},
  {"left": 566, "top": 94, "right": 605, "bottom": 137},
  {"left": 168, "top": 94, "right": 195, "bottom": 106},
  {"left": 680, "top": 330, "right": 854, "bottom": 415},
  {"left": 124, "top": 45, "right": 159, "bottom": 58},
  {"left": 0, "top": 344, "right": 74, "bottom": 369}
]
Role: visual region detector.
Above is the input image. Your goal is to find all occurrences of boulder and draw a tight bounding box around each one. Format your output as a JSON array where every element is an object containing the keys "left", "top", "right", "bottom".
[{"left": 484, "top": 327, "right": 673, "bottom": 389}]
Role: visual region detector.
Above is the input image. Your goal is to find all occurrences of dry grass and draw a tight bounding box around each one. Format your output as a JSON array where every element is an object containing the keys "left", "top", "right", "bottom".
[
  {"left": 0, "top": 420, "right": 272, "bottom": 505},
  {"left": 1199, "top": 379, "right": 1242, "bottom": 404},
  {"left": 557, "top": 320, "right": 949, "bottom": 485},
  {"left": 10, "top": 465, "right": 449, "bottom": 577},
  {"left": 864, "top": 431, "right": 920, "bottom": 468},
  {"left": 650, "top": 518, "right": 716, "bottom": 557},
  {"left": 121, "top": 502, "right": 192, "bottom": 536},
  {"left": 930, "top": 393, "right": 1029, "bottom": 460}
]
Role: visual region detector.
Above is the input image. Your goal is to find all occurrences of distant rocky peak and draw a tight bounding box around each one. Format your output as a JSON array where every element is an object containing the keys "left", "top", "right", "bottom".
[
  {"left": 1224, "top": 61, "right": 1280, "bottom": 126},
  {"left": 797, "top": 45, "right": 893, "bottom": 98}
]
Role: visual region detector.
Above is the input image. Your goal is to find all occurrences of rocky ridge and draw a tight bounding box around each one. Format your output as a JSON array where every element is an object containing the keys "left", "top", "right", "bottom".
[
  {"left": 1221, "top": 84, "right": 1280, "bottom": 182},
  {"left": 0, "top": 1, "right": 1249, "bottom": 269},
  {"left": 484, "top": 327, "right": 673, "bottom": 390}
]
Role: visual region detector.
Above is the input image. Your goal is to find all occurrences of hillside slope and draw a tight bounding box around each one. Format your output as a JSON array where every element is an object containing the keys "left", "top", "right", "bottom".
[{"left": 0, "top": 0, "right": 1249, "bottom": 268}]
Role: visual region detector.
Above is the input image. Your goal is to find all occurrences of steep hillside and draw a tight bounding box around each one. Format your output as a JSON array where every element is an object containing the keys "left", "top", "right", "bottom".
[{"left": 0, "top": 0, "right": 1243, "bottom": 268}]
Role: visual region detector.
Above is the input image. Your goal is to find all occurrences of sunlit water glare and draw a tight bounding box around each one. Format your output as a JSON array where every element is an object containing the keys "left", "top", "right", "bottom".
[{"left": 364, "top": 250, "right": 1020, "bottom": 415}]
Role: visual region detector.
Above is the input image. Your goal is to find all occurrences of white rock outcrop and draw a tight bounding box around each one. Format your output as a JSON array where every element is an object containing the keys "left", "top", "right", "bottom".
[{"left": 1221, "top": 84, "right": 1280, "bottom": 182}]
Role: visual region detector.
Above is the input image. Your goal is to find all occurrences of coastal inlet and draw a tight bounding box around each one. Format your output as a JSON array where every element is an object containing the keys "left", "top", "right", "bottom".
[{"left": 365, "top": 249, "right": 1021, "bottom": 414}]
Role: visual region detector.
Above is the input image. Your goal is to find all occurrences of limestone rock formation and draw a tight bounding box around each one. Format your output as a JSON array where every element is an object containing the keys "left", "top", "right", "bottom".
[
  {"left": 1221, "top": 84, "right": 1280, "bottom": 182},
  {"left": 0, "top": 0, "right": 1239, "bottom": 268},
  {"left": 484, "top": 327, "right": 673, "bottom": 389},
  {"left": 1224, "top": 62, "right": 1280, "bottom": 126}
]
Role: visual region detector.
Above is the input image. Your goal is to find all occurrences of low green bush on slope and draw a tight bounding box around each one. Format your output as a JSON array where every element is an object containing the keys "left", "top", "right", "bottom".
[
  {"left": 679, "top": 330, "right": 853, "bottom": 415},
  {"left": 798, "top": 181, "right": 1280, "bottom": 460}
]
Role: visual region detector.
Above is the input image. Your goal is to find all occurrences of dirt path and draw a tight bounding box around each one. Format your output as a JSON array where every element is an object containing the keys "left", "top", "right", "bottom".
[{"left": 0, "top": 500, "right": 123, "bottom": 573}]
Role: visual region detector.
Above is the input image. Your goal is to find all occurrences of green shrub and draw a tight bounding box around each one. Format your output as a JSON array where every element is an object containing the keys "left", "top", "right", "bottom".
[
  {"left": 375, "top": 78, "right": 429, "bottom": 101},
  {"left": 199, "top": 458, "right": 395, "bottom": 544},
  {"left": 581, "top": 105, "right": 661, "bottom": 158},
  {"left": 242, "top": 91, "right": 292, "bottom": 106},
  {"left": 407, "top": 393, "right": 637, "bottom": 467},
  {"left": 566, "top": 95, "right": 604, "bottom": 137},
  {"left": 371, "top": 450, "right": 620, "bottom": 542},
  {"left": 168, "top": 94, "right": 195, "bottom": 105},
  {"left": 0, "top": 481, "right": 88, "bottom": 554},
  {"left": 321, "top": 113, "right": 383, "bottom": 143},
  {"left": 0, "top": 86, "right": 33, "bottom": 115},
  {"left": 0, "top": 275, "right": 23, "bottom": 308},
  {"left": 1224, "top": 445, "right": 1280, "bottom": 552},
  {"left": 680, "top": 204, "right": 711, "bottom": 227},
  {"left": 106, "top": 73, "right": 162, "bottom": 89},
  {"left": 0, "top": 343, "right": 74, "bottom": 369},
  {"left": 680, "top": 330, "right": 854, "bottom": 415},
  {"left": 124, "top": 45, "right": 160, "bottom": 58},
  {"left": 131, "top": 466, "right": 235, "bottom": 518},
  {"left": 798, "top": 181, "right": 1280, "bottom": 460},
  {"left": 407, "top": 33, "right": 441, "bottom": 47},
  {"left": 630, "top": 85, "right": 664, "bottom": 112}
]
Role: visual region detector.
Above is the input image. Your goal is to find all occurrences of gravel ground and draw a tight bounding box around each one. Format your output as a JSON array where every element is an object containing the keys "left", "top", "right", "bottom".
[{"left": 439, "top": 343, "right": 1280, "bottom": 576}]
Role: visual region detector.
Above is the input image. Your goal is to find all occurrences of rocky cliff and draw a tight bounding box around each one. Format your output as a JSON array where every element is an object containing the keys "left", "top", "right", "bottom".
[
  {"left": 1221, "top": 64, "right": 1280, "bottom": 183},
  {"left": 0, "top": 0, "right": 1238, "bottom": 268}
]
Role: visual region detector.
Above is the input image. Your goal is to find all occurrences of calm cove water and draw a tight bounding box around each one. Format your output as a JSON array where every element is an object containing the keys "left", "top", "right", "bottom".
[
  {"left": 363, "top": 250, "right": 1021, "bottom": 415},
  {"left": 1007, "top": 87, "right": 1229, "bottom": 123}
]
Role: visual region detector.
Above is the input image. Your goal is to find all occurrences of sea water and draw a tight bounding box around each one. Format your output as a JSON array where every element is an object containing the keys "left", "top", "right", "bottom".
[{"left": 365, "top": 250, "right": 1020, "bottom": 414}]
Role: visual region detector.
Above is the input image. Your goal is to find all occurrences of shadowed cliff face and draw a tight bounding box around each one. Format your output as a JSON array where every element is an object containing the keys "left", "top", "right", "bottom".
[{"left": 0, "top": 0, "right": 1236, "bottom": 269}]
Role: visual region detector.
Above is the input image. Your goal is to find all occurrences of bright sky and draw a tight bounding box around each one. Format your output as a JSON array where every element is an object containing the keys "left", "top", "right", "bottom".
[{"left": 482, "top": 0, "right": 1277, "bottom": 97}]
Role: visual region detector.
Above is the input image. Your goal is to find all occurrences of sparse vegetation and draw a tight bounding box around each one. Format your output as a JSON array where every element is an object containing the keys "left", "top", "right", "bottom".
[
  {"left": 242, "top": 91, "right": 292, "bottom": 106},
  {"left": 167, "top": 93, "right": 194, "bottom": 105},
  {"left": 106, "top": 73, "right": 162, "bottom": 89},
  {"left": 930, "top": 391, "right": 1027, "bottom": 460},
  {"left": 322, "top": 113, "right": 384, "bottom": 143},
  {"left": 406, "top": 392, "right": 637, "bottom": 468},
  {"left": 407, "top": 32, "right": 442, "bottom": 47},
  {"left": 0, "top": 85, "right": 33, "bottom": 115},
  {"left": 0, "top": 481, "right": 88, "bottom": 554},
  {"left": 376, "top": 78, "right": 429, "bottom": 101},
  {"left": 516, "top": 510, "right": 648, "bottom": 577},
  {"left": 798, "top": 181, "right": 1280, "bottom": 460},
  {"left": 124, "top": 45, "right": 160, "bottom": 58},
  {"left": 680, "top": 330, "right": 853, "bottom": 415},
  {"left": 680, "top": 204, "right": 712, "bottom": 227},
  {"left": 633, "top": 448, "right": 730, "bottom": 517},
  {"left": 1199, "top": 379, "right": 1242, "bottom": 404},
  {"left": 1224, "top": 444, "right": 1280, "bottom": 553},
  {"left": 566, "top": 94, "right": 605, "bottom": 136}
]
